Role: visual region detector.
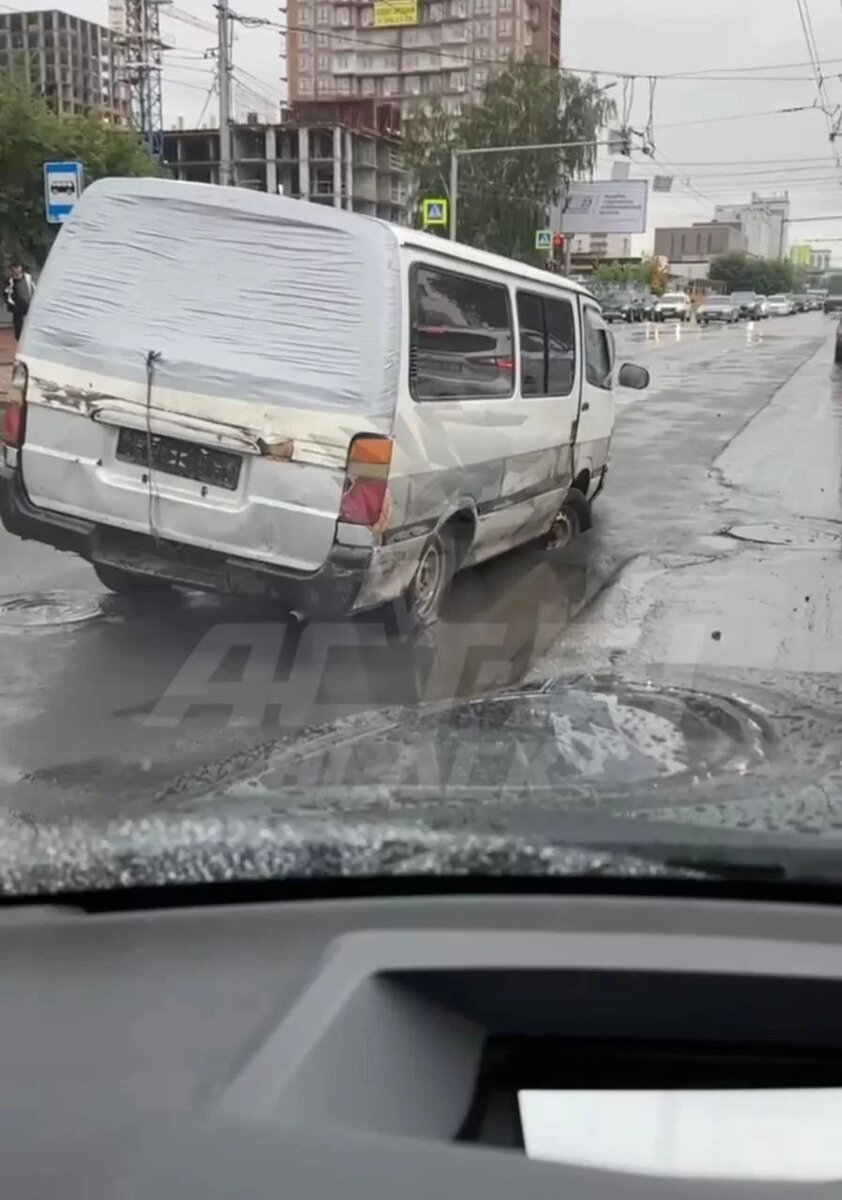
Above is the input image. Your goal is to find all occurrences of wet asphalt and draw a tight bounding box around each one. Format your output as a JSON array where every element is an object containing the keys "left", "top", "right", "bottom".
[{"left": 0, "top": 311, "right": 838, "bottom": 821}]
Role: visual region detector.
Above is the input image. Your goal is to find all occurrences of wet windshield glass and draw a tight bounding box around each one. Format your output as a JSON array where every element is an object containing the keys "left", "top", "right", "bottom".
[{"left": 2, "top": 0, "right": 842, "bottom": 895}]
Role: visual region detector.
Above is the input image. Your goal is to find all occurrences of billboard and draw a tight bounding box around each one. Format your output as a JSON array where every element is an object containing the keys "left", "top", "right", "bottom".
[
  {"left": 791, "top": 244, "right": 811, "bottom": 266},
  {"left": 373, "top": 0, "right": 418, "bottom": 26},
  {"left": 561, "top": 180, "right": 648, "bottom": 235}
]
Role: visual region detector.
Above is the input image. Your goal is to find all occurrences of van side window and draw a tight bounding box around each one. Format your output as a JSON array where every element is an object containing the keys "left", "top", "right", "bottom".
[
  {"left": 583, "top": 305, "right": 613, "bottom": 390},
  {"left": 516, "top": 292, "right": 546, "bottom": 396},
  {"left": 410, "top": 265, "right": 514, "bottom": 401},
  {"left": 545, "top": 296, "right": 575, "bottom": 396},
  {"left": 515, "top": 291, "right": 576, "bottom": 398}
]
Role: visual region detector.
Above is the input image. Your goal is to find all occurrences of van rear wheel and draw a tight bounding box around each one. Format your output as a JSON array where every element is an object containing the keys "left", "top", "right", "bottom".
[
  {"left": 394, "top": 528, "right": 456, "bottom": 633},
  {"left": 93, "top": 562, "right": 173, "bottom": 595}
]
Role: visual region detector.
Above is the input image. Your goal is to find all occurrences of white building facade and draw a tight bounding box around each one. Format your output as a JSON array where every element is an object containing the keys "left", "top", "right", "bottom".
[{"left": 714, "top": 192, "right": 789, "bottom": 260}]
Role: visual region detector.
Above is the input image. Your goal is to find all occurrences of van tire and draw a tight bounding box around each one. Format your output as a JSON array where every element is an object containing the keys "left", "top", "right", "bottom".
[
  {"left": 92, "top": 562, "right": 173, "bottom": 595},
  {"left": 394, "top": 527, "right": 456, "bottom": 633},
  {"left": 546, "top": 488, "right": 591, "bottom": 550}
]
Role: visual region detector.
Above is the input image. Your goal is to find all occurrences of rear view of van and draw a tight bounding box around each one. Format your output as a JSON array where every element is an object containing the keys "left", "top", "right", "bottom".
[{"left": 0, "top": 178, "right": 401, "bottom": 615}]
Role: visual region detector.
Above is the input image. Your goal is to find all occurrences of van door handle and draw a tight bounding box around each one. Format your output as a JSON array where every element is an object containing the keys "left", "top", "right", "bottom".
[{"left": 582, "top": 402, "right": 590, "bottom": 411}]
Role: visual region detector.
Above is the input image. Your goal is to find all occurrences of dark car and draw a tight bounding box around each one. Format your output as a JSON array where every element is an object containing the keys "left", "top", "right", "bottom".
[
  {"left": 729, "top": 291, "right": 761, "bottom": 319},
  {"left": 600, "top": 291, "right": 641, "bottom": 324}
]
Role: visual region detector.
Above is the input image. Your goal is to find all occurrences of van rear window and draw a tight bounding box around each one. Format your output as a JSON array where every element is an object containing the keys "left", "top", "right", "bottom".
[{"left": 410, "top": 265, "right": 514, "bottom": 401}]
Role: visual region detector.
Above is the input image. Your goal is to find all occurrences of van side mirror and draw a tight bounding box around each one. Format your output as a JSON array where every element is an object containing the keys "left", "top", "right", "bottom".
[{"left": 618, "top": 362, "right": 649, "bottom": 390}]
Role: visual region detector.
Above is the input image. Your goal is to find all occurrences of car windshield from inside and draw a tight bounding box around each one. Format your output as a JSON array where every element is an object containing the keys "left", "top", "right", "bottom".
[{"left": 0, "top": 0, "right": 841, "bottom": 912}]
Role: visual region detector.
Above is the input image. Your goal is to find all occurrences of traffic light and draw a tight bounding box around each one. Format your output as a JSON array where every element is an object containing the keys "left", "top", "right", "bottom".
[{"left": 552, "top": 232, "right": 565, "bottom": 264}]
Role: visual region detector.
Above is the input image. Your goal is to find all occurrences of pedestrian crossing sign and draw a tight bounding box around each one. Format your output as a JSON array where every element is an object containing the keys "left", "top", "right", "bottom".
[
  {"left": 422, "top": 198, "right": 448, "bottom": 228},
  {"left": 535, "top": 229, "right": 552, "bottom": 250}
]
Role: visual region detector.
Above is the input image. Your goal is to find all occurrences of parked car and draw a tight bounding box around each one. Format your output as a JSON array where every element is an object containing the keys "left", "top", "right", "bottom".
[
  {"left": 755, "top": 295, "right": 770, "bottom": 318},
  {"left": 729, "top": 291, "right": 762, "bottom": 319},
  {"left": 767, "top": 293, "right": 794, "bottom": 316},
  {"left": 696, "top": 295, "right": 740, "bottom": 325},
  {"left": 601, "top": 291, "right": 642, "bottom": 323},
  {"left": 791, "top": 293, "right": 809, "bottom": 313},
  {"left": 654, "top": 292, "right": 691, "bottom": 321}
]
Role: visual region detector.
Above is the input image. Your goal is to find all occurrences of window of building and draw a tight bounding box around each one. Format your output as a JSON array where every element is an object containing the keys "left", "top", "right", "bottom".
[
  {"left": 474, "top": 66, "right": 488, "bottom": 87},
  {"left": 298, "top": 3, "right": 312, "bottom": 22},
  {"left": 450, "top": 69, "right": 466, "bottom": 90},
  {"left": 317, "top": 53, "right": 329, "bottom": 68},
  {"left": 474, "top": 19, "right": 490, "bottom": 37},
  {"left": 410, "top": 265, "right": 514, "bottom": 401},
  {"left": 499, "top": 0, "right": 513, "bottom": 12},
  {"left": 298, "top": 53, "right": 311, "bottom": 70},
  {"left": 583, "top": 306, "right": 612, "bottom": 390},
  {"left": 360, "top": 6, "right": 373, "bottom": 24},
  {"left": 316, "top": 4, "right": 330, "bottom": 23},
  {"left": 498, "top": 17, "right": 512, "bottom": 35},
  {"left": 317, "top": 31, "right": 331, "bottom": 45},
  {"left": 335, "top": 7, "right": 351, "bottom": 24}
]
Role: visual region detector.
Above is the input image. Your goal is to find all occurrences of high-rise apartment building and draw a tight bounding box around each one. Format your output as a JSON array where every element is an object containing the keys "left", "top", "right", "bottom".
[
  {"left": 287, "top": 0, "right": 560, "bottom": 114},
  {"left": 0, "top": 8, "right": 129, "bottom": 123}
]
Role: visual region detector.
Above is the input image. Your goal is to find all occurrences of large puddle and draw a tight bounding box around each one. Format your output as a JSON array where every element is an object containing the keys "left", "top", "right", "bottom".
[{"left": 215, "top": 676, "right": 775, "bottom": 813}]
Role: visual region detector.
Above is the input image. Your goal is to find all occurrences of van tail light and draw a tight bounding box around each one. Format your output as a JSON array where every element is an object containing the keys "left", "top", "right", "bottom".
[
  {"left": 1, "top": 361, "right": 28, "bottom": 450},
  {"left": 338, "top": 435, "right": 393, "bottom": 527}
]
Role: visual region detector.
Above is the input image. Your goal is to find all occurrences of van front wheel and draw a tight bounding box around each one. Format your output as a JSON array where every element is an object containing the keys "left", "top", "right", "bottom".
[
  {"left": 396, "top": 528, "right": 456, "bottom": 632},
  {"left": 92, "top": 562, "right": 173, "bottom": 595}
]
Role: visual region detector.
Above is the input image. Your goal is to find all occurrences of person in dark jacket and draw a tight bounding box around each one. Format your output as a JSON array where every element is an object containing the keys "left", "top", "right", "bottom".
[{"left": 3, "top": 262, "right": 35, "bottom": 341}]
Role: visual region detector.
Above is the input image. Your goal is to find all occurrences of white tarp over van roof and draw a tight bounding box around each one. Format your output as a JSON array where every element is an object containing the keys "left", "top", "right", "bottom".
[{"left": 22, "top": 177, "right": 402, "bottom": 417}]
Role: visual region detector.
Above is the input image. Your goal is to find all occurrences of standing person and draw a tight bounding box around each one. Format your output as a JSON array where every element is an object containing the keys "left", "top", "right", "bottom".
[{"left": 3, "top": 262, "right": 35, "bottom": 341}]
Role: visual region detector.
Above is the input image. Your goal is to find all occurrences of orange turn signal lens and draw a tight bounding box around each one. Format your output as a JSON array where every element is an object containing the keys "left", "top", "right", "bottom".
[{"left": 348, "top": 435, "right": 393, "bottom": 467}]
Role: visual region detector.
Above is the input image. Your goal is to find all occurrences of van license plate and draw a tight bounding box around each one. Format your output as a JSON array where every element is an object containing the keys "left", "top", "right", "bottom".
[{"left": 116, "top": 428, "right": 242, "bottom": 491}]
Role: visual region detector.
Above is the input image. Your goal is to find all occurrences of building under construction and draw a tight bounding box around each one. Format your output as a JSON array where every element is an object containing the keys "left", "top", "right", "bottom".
[
  {"left": 163, "top": 100, "right": 408, "bottom": 224},
  {"left": 0, "top": 7, "right": 130, "bottom": 123}
]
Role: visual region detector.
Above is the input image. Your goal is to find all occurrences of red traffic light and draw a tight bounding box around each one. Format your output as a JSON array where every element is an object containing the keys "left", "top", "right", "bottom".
[{"left": 552, "top": 233, "right": 565, "bottom": 248}]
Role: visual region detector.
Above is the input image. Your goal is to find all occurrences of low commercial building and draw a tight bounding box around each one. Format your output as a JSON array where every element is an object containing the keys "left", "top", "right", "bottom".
[
  {"left": 567, "top": 232, "right": 632, "bottom": 259},
  {"left": 162, "top": 99, "right": 408, "bottom": 224},
  {"left": 653, "top": 222, "right": 748, "bottom": 263}
]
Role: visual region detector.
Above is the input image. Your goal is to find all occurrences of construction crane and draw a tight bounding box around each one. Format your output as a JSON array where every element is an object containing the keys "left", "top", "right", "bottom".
[{"left": 115, "top": 0, "right": 171, "bottom": 160}]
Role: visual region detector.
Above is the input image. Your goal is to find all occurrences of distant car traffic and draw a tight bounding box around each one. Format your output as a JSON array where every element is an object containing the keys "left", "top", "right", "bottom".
[
  {"left": 729, "top": 291, "right": 762, "bottom": 319},
  {"left": 654, "top": 292, "right": 690, "bottom": 321},
  {"left": 766, "top": 293, "right": 794, "bottom": 316},
  {"left": 696, "top": 295, "right": 740, "bottom": 325}
]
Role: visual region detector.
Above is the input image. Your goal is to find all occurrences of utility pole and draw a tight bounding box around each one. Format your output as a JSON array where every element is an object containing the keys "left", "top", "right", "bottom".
[{"left": 217, "top": 0, "right": 233, "bottom": 186}]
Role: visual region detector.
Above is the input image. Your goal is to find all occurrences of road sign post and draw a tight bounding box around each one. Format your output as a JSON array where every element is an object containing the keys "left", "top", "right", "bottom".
[
  {"left": 43, "top": 161, "right": 84, "bottom": 225},
  {"left": 422, "top": 198, "right": 448, "bottom": 229},
  {"left": 535, "top": 229, "right": 552, "bottom": 251}
]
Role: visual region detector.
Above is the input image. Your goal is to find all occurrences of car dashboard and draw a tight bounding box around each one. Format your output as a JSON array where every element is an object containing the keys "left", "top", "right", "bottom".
[{"left": 3, "top": 887, "right": 842, "bottom": 1197}]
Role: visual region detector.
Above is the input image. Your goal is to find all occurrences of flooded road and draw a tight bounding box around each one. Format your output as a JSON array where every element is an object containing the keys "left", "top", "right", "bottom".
[{"left": 0, "top": 311, "right": 838, "bottom": 820}]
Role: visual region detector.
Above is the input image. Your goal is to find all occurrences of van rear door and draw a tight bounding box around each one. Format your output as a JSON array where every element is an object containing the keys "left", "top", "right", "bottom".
[{"left": 18, "top": 177, "right": 401, "bottom": 574}]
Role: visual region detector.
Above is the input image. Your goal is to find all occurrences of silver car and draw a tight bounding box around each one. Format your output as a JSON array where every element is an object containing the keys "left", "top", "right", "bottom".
[{"left": 696, "top": 296, "right": 740, "bottom": 325}]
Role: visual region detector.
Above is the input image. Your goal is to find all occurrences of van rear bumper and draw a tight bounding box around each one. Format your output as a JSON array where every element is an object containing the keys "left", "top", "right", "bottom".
[{"left": 0, "top": 467, "right": 371, "bottom": 617}]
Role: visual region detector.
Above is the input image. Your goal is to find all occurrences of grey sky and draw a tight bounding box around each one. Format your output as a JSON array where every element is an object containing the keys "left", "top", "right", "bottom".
[{"left": 9, "top": 0, "right": 842, "bottom": 250}]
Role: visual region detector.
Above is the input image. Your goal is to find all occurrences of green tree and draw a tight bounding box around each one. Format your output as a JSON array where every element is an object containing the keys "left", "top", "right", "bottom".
[
  {"left": 405, "top": 60, "right": 615, "bottom": 261},
  {"left": 0, "top": 78, "right": 167, "bottom": 269},
  {"left": 709, "top": 252, "right": 804, "bottom": 295}
]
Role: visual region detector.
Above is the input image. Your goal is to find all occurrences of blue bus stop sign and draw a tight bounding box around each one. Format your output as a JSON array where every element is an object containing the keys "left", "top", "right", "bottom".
[{"left": 43, "top": 161, "right": 85, "bottom": 225}]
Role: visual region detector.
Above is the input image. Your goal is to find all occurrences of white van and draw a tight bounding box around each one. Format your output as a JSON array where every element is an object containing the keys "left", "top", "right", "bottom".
[{"left": 0, "top": 178, "right": 648, "bottom": 625}]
